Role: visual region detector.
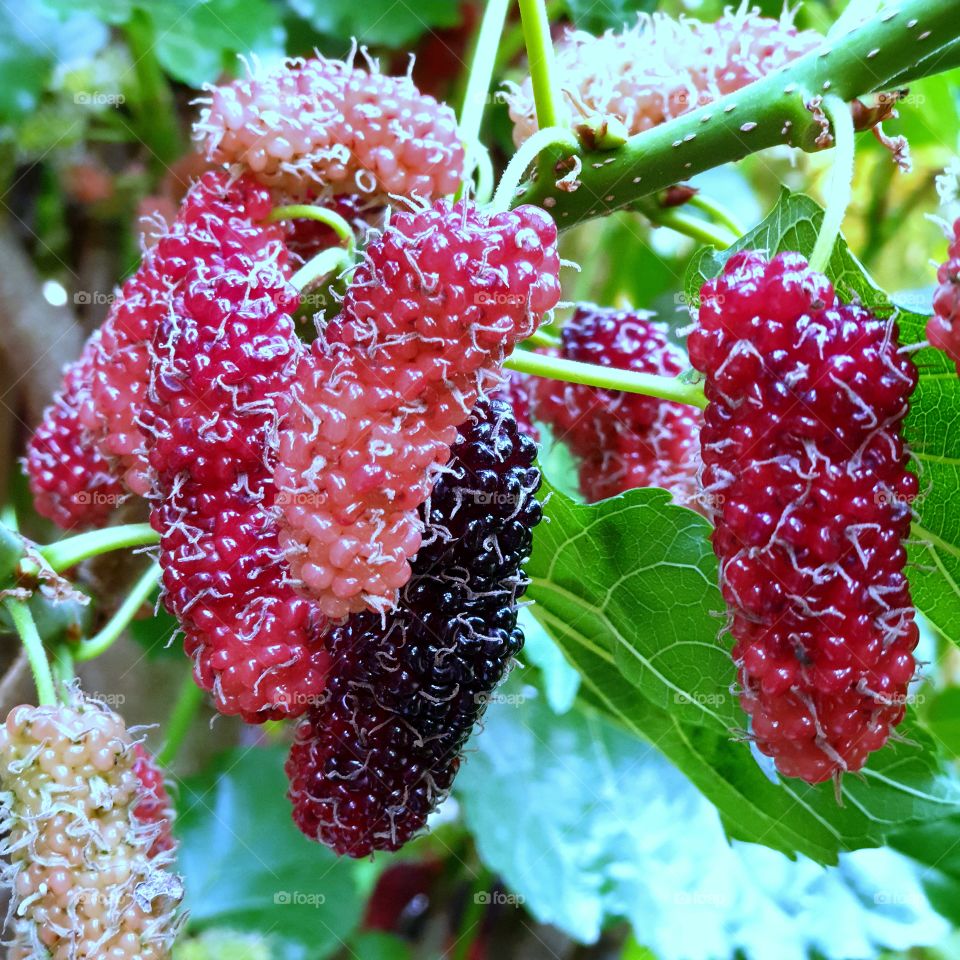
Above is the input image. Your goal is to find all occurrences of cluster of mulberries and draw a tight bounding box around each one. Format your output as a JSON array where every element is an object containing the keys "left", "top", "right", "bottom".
[
  {"left": 24, "top": 337, "right": 127, "bottom": 529},
  {"left": 286, "top": 398, "right": 540, "bottom": 857},
  {"left": 505, "top": 6, "right": 819, "bottom": 144},
  {"left": 195, "top": 55, "right": 464, "bottom": 203},
  {"left": 0, "top": 698, "right": 183, "bottom": 960},
  {"left": 534, "top": 305, "right": 701, "bottom": 504},
  {"left": 275, "top": 199, "right": 560, "bottom": 619},
  {"left": 24, "top": 171, "right": 288, "bottom": 529},
  {"left": 142, "top": 251, "right": 330, "bottom": 722},
  {"left": 929, "top": 217, "right": 960, "bottom": 372},
  {"left": 690, "top": 251, "right": 919, "bottom": 783}
]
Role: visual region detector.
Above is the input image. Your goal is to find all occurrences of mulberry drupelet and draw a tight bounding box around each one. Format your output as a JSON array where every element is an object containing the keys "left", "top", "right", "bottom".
[
  {"left": 276, "top": 199, "right": 560, "bottom": 619},
  {"left": 689, "top": 250, "right": 919, "bottom": 784},
  {"left": 286, "top": 398, "right": 541, "bottom": 857},
  {"left": 533, "top": 305, "right": 701, "bottom": 504}
]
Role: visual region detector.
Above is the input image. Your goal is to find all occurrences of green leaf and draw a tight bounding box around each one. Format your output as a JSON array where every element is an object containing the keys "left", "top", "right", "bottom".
[
  {"left": 175, "top": 747, "right": 365, "bottom": 959},
  {"left": 517, "top": 606, "right": 580, "bottom": 714},
  {"left": 684, "top": 190, "right": 960, "bottom": 644},
  {"left": 345, "top": 932, "right": 412, "bottom": 960},
  {"left": 921, "top": 687, "right": 960, "bottom": 759},
  {"left": 457, "top": 689, "right": 950, "bottom": 953},
  {"left": 129, "top": 605, "right": 182, "bottom": 660},
  {"left": 527, "top": 480, "right": 960, "bottom": 863},
  {"left": 0, "top": 3, "right": 108, "bottom": 127},
  {"left": 285, "top": 0, "right": 462, "bottom": 48},
  {"left": 147, "top": 0, "right": 286, "bottom": 87},
  {"left": 560, "top": 0, "right": 656, "bottom": 34}
]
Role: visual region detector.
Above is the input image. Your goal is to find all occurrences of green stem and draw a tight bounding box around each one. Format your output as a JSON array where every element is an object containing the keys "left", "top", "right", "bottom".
[
  {"left": 5, "top": 598, "right": 56, "bottom": 706},
  {"left": 514, "top": 0, "right": 960, "bottom": 227},
  {"left": 291, "top": 248, "right": 355, "bottom": 293},
  {"left": 52, "top": 645, "right": 74, "bottom": 687},
  {"left": 809, "top": 94, "right": 856, "bottom": 274},
  {"left": 686, "top": 193, "right": 746, "bottom": 237},
  {"left": 124, "top": 10, "right": 183, "bottom": 167},
  {"left": 268, "top": 206, "right": 356, "bottom": 253},
  {"left": 460, "top": 0, "right": 512, "bottom": 154},
  {"left": 523, "top": 326, "right": 561, "bottom": 349},
  {"left": 39, "top": 523, "right": 159, "bottom": 573},
  {"left": 517, "top": 0, "right": 565, "bottom": 131},
  {"left": 75, "top": 562, "right": 161, "bottom": 663},
  {"left": 157, "top": 673, "right": 204, "bottom": 768},
  {"left": 506, "top": 349, "right": 707, "bottom": 409},
  {"left": 633, "top": 198, "right": 737, "bottom": 248},
  {"left": 490, "top": 125, "right": 578, "bottom": 212}
]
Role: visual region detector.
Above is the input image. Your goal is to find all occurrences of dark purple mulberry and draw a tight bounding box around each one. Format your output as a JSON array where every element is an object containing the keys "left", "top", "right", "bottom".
[{"left": 286, "top": 397, "right": 541, "bottom": 857}]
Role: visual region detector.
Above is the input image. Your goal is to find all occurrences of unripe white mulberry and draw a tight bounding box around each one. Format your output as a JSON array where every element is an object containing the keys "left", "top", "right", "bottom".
[{"left": 0, "top": 697, "right": 184, "bottom": 960}]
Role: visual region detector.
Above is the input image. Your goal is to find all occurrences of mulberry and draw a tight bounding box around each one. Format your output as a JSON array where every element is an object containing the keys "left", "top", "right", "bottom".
[
  {"left": 0, "top": 697, "right": 183, "bottom": 960},
  {"left": 286, "top": 398, "right": 541, "bottom": 857},
  {"left": 505, "top": 7, "right": 819, "bottom": 145},
  {"left": 928, "top": 217, "right": 960, "bottom": 372},
  {"left": 195, "top": 56, "right": 464, "bottom": 203},
  {"left": 132, "top": 744, "right": 177, "bottom": 856},
  {"left": 497, "top": 370, "right": 540, "bottom": 442},
  {"left": 25, "top": 171, "right": 289, "bottom": 528},
  {"left": 276, "top": 199, "right": 560, "bottom": 619},
  {"left": 24, "top": 337, "right": 127, "bottom": 529},
  {"left": 143, "top": 253, "right": 329, "bottom": 722},
  {"left": 689, "top": 251, "right": 919, "bottom": 784},
  {"left": 83, "top": 170, "right": 287, "bottom": 498},
  {"left": 534, "top": 305, "right": 701, "bottom": 504}
]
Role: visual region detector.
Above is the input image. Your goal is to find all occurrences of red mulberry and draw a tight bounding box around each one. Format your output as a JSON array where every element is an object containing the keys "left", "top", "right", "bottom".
[
  {"left": 83, "top": 170, "right": 287, "bottom": 498},
  {"left": 497, "top": 370, "right": 540, "bottom": 442},
  {"left": 689, "top": 251, "right": 919, "bottom": 784},
  {"left": 534, "top": 305, "right": 701, "bottom": 504},
  {"left": 132, "top": 744, "right": 177, "bottom": 856},
  {"left": 286, "top": 397, "right": 541, "bottom": 857},
  {"left": 143, "top": 253, "right": 329, "bottom": 722},
  {"left": 929, "top": 217, "right": 960, "bottom": 372},
  {"left": 505, "top": 7, "right": 819, "bottom": 145},
  {"left": 25, "top": 171, "right": 289, "bottom": 529},
  {"left": 24, "top": 337, "right": 126, "bottom": 529},
  {"left": 195, "top": 56, "right": 464, "bottom": 203},
  {"left": 0, "top": 697, "right": 183, "bottom": 960},
  {"left": 276, "top": 199, "right": 560, "bottom": 619}
]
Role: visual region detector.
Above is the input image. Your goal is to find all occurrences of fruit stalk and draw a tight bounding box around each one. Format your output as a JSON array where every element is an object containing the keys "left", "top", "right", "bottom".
[
  {"left": 506, "top": 348, "right": 707, "bottom": 409},
  {"left": 514, "top": 0, "right": 959, "bottom": 227}
]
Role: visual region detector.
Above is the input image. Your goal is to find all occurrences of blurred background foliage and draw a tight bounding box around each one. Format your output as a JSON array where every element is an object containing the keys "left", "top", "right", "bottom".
[{"left": 1, "top": 0, "right": 959, "bottom": 957}]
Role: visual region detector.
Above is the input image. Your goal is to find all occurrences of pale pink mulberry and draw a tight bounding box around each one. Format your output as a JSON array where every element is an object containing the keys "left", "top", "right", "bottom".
[
  {"left": 505, "top": 6, "right": 820, "bottom": 145},
  {"left": 275, "top": 199, "right": 560, "bottom": 619},
  {"left": 195, "top": 55, "right": 464, "bottom": 203}
]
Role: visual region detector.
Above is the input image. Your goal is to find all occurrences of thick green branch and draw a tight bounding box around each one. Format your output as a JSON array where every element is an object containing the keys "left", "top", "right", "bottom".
[{"left": 513, "top": 0, "right": 959, "bottom": 228}]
